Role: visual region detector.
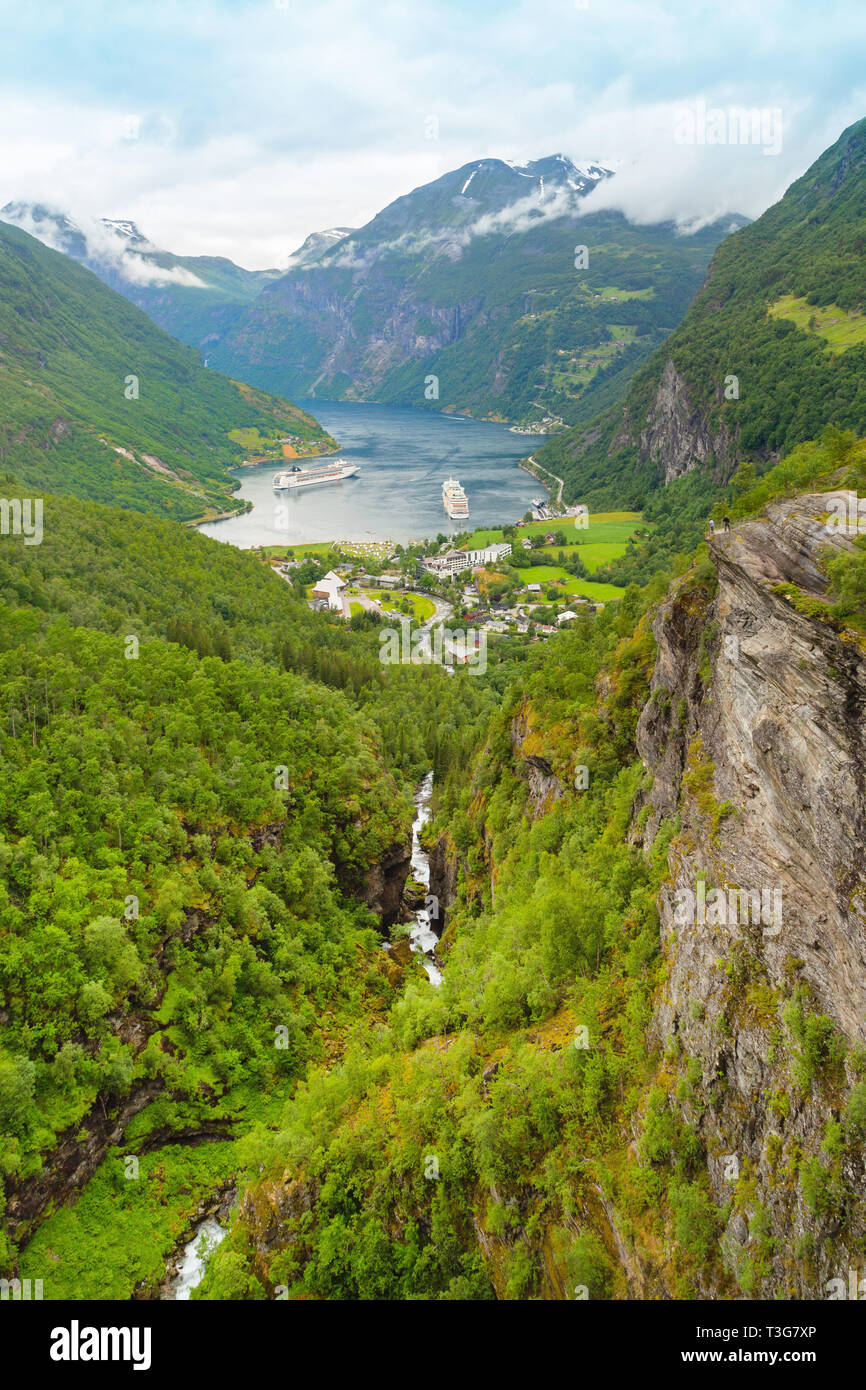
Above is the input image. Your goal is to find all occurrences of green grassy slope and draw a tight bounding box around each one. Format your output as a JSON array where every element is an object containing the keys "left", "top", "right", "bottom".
[
  {"left": 0, "top": 222, "right": 335, "bottom": 521},
  {"left": 537, "top": 117, "right": 866, "bottom": 510}
]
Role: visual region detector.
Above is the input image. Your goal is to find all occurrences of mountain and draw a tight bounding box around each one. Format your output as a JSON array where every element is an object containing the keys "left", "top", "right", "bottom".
[
  {"left": 286, "top": 226, "right": 355, "bottom": 268},
  {"left": 0, "top": 219, "right": 336, "bottom": 521},
  {"left": 207, "top": 154, "right": 747, "bottom": 426},
  {"left": 0, "top": 202, "right": 281, "bottom": 354},
  {"left": 537, "top": 117, "right": 866, "bottom": 510},
  {"left": 5, "top": 158, "right": 747, "bottom": 432}
]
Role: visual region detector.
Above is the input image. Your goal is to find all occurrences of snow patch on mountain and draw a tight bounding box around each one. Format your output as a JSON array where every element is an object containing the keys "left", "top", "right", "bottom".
[{"left": 0, "top": 204, "right": 207, "bottom": 288}]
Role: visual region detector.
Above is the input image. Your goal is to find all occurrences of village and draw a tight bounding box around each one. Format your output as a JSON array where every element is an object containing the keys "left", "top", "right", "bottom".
[{"left": 266, "top": 509, "right": 642, "bottom": 650}]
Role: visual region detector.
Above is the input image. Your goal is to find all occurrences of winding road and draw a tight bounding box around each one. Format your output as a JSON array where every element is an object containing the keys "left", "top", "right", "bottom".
[{"left": 527, "top": 453, "right": 564, "bottom": 509}]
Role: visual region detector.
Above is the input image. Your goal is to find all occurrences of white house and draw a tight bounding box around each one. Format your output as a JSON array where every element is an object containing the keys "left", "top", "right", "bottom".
[
  {"left": 423, "top": 542, "right": 511, "bottom": 578},
  {"left": 312, "top": 569, "right": 347, "bottom": 612},
  {"left": 557, "top": 610, "right": 580, "bottom": 624},
  {"left": 422, "top": 548, "right": 471, "bottom": 578}
]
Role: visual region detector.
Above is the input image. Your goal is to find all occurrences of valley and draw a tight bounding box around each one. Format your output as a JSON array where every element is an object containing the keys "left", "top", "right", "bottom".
[{"left": 2, "top": 39, "right": 866, "bottom": 1326}]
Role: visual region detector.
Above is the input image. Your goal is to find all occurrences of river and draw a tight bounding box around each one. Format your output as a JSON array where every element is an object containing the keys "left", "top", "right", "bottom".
[
  {"left": 407, "top": 771, "right": 441, "bottom": 986},
  {"left": 165, "top": 775, "right": 441, "bottom": 1298},
  {"left": 198, "top": 401, "right": 544, "bottom": 548},
  {"left": 166, "top": 1217, "right": 228, "bottom": 1300}
]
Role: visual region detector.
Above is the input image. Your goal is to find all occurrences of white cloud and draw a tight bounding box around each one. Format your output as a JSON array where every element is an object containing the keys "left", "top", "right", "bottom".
[
  {"left": 0, "top": 1, "right": 863, "bottom": 266},
  {"left": 2, "top": 201, "right": 207, "bottom": 287}
]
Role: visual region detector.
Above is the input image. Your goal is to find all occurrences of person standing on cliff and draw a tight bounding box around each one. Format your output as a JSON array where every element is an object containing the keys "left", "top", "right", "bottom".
[
  {"left": 722, "top": 516, "right": 731, "bottom": 531},
  {"left": 708, "top": 518, "right": 715, "bottom": 536}
]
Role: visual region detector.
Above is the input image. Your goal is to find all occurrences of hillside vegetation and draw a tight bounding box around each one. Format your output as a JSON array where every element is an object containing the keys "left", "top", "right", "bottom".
[
  {"left": 0, "top": 222, "right": 335, "bottom": 521},
  {"left": 0, "top": 486, "right": 510, "bottom": 1292},
  {"left": 538, "top": 117, "right": 866, "bottom": 521}
]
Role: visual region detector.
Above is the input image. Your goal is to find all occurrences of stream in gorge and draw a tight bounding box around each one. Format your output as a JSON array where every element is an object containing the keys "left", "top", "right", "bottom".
[
  {"left": 167, "top": 1217, "right": 228, "bottom": 1300},
  {"left": 406, "top": 771, "right": 442, "bottom": 986},
  {"left": 161, "top": 1188, "right": 235, "bottom": 1301},
  {"left": 162, "top": 776, "right": 442, "bottom": 1297}
]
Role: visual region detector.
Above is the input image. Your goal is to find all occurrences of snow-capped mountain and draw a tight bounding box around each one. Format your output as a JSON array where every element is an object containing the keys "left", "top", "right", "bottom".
[
  {"left": 0, "top": 201, "right": 280, "bottom": 348},
  {"left": 204, "top": 154, "right": 745, "bottom": 424},
  {"left": 330, "top": 154, "right": 612, "bottom": 258},
  {"left": 1, "top": 154, "right": 746, "bottom": 424},
  {"left": 286, "top": 227, "right": 356, "bottom": 268}
]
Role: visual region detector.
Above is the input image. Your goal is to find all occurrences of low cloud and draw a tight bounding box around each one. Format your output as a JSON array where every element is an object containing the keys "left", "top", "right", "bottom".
[
  {"left": 326, "top": 178, "right": 605, "bottom": 271},
  {"left": 3, "top": 204, "right": 207, "bottom": 288},
  {"left": 0, "top": 3, "right": 864, "bottom": 267}
]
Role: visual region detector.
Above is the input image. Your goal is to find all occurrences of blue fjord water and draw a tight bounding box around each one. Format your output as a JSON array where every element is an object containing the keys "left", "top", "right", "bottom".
[{"left": 198, "top": 400, "right": 545, "bottom": 547}]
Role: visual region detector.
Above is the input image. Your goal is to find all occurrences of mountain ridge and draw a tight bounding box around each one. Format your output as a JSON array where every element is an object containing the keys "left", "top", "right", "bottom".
[
  {"left": 537, "top": 115, "right": 866, "bottom": 515},
  {"left": 3, "top": 156, "right": 748, "bottom": 430},
  {"left": 207, "top": 154, "right": 746, "bottom": 425}
]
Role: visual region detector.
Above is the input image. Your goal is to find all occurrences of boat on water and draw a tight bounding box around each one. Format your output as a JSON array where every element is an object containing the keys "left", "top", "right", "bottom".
[
  {"left": 532, "top": 496, "right": 547, "bottom": 508},
  {"left": 273, "top": 459, "right": 359, "bottom": 490},
  {"left": 442, "top": 476, "right": 469, "bottom": 520}
]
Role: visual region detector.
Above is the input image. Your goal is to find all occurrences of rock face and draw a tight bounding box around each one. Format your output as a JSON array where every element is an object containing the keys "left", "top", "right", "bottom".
[
  {"left": 510, "top": 705, "right": 565, "bottom": 814},
  {"left": 635, "top": 492, "right": 866, "bottom": 1297},
  {"left": 611, "top": 357, "right": 740, "bottom": 486},
  {"left": 641, "top": 359, "right": 736, "bottom": 484},
  {"left": 428, "top": 834, "right": 459, "bottom": 934},
  {"left": 361, "top": 842, "right": 412, "bottom": 928}
]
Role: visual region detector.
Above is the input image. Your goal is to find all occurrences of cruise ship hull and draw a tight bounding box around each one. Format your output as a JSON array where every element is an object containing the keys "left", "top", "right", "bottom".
[
  {"left": 442, "top": 476, "right": 469, "bottom": 520},
  {"left": 273, "top": 462, "right": 359, "bottom": 490}
]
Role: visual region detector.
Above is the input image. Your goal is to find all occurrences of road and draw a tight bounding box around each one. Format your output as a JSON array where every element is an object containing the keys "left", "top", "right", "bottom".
[{"left": 527, "top": 452, "right": 564, "bottom": 509}]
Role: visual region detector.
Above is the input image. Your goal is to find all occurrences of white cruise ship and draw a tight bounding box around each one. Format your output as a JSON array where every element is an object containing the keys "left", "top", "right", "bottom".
[
  {"left": 442, "top": 477, "right": 469, "bottom": 519},
  {"left": 273, "top": 459, "right": 359, "bottom": 490}
]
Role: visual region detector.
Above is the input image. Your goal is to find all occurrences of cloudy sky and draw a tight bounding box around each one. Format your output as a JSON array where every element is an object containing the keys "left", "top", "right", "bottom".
[{"left": 1, "top": 0, "right": 864, "bottom": 268}]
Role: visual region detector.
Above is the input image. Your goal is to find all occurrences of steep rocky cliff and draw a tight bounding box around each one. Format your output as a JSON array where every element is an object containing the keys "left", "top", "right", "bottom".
[
  {"left": 634, "top": 491, "right": 866, "bottom": 1297},
  {"left": 360, "top": 840, "right": 412, "bottom": 928},
  {"left": 611, "top": 356, "right": 741, "bottom": 486}
]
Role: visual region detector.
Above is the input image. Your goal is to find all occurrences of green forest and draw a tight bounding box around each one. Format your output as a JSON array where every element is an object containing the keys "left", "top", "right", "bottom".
[
  {"left": 538, "top": 118, "right": 866, "bottom": 517},
  {"left": 0, "top": 222, "right": 335, "bottom": 521},
  {"left": 0, "top": 481, "right": 510, "bottom": 1294}
]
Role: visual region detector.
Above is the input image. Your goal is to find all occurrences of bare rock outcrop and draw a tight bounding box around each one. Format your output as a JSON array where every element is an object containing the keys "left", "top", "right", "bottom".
[
  {"left": 611, "top": 357, "right": 743, "bottom": 486},
  {"left": 636, "top": 491, "right": 866, "bottom": 1297}
]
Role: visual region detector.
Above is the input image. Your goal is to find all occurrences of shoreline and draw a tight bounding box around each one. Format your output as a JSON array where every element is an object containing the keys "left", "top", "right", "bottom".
[
  {"left": 184, "top": 498, "right": 253, "bottom": 529},
  {"left": 232, "top": 439, "right": 341, "bottom": 469},
  {"left": 186, "top": 435, "right": 340, "bottom": 529},
  {"left": 519, "top": 452, "right": 564, "bottom": 508}
]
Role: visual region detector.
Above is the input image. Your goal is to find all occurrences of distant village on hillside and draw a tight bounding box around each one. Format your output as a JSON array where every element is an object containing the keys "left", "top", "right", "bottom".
[{"left": 268, "top": 504, "right": 620, "bottom": 654}]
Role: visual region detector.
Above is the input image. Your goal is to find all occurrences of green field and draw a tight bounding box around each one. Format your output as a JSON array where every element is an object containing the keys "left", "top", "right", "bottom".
[
  {"left": 518, "top": 564, "right": 626, "bottom": 601},
  {"left": 227, "top": 426, "right": 282, "bottom": 453},
  {"left": 369, "top": 590, "right": 436, "bottom": 621},
  {"left": 261, "top": 540, "right": 395, "bottom": 561},
  {"left": 462, "top": 512, "right": 641, "bottom": 579},
  {"left": 768, "top": 294, "right": 866, "bottom": 354},
  {"left": 551, "top": 324, "right": 641, "bottom": 391},
  {"left": 461, "top": 511, "right": 642, "bottom": 548},
  {"left": 535, "top": 541, "right": 628, "bottom": 571},
  {"left": 263, "top": 541, "right": 336, "bottom": 558},
  {"left": 593, "top": 285, "right": 654, "bottom": 302}
]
